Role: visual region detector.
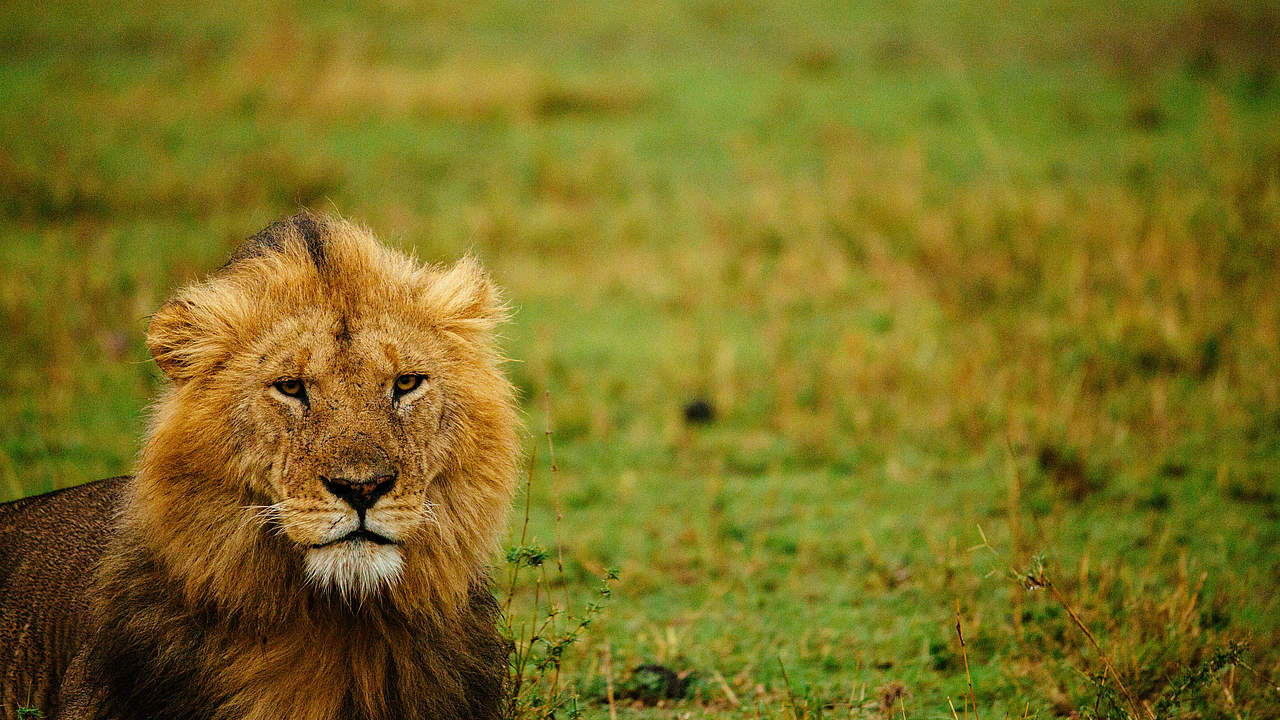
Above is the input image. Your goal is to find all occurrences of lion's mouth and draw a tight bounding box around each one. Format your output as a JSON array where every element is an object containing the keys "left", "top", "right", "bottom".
[{"left": 310, "top": 529, "right": 397, "bottom": 548}]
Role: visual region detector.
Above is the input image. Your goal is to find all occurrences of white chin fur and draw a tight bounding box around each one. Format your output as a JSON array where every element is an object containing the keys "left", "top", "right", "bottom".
[{"left": 304, "top": 542, "right": 404, "bottom": 601}]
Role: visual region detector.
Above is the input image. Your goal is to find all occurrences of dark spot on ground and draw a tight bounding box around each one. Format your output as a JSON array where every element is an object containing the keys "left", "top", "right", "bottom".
[
  {"left": 1139, "top": 491, "right": 1171, "bottom": 511},
  {"left": 928, "top": 639, "right": 958, "bottom": 671},
  {"left": 1037, "top": 444, "right": 1104, "bottom": 502},
  {"left": 1225, "top": 473, "right": 1277, "bottom": 505},
  {"left": 877, "top": 682, "right": 907, "bottom": 713},
  {"left": 926, "top": 96, "right": 955, "bottom": 123},
  {"left": 683, "top": 398, "right": 715, "bottom": 424},
  {"left": 873, "top": 33, "right": 919, "bottom": 71},
  {"left": 792, "top": 44, "right": 838, "bottom": 75},
  {"left": 1187, "top": 45, "right": 1218, "bottom": 75},
  {"left": 617, "top": 664, "right": 693, "bottom": 704},
  {"left": 1246, "top": 64, "right": 1276, "bottom": 100},
  {"left": 1128, "top": 99, "right": 1165, "bottom": 131}
]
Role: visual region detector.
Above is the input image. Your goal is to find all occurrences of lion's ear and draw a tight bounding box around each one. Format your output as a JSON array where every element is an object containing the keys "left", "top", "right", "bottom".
[
  {"left": 147, "top": 299, "right": 200, "bottom": 382},
  {"left": 425, "top": 256, "right": 507, "bottom": 333},
  {"left": 147, "top": 292, "right": 240, "bottom": 382}
]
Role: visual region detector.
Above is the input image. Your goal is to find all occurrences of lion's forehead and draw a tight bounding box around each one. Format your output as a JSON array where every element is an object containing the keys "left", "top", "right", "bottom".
[{"left": 246, "top": 308, "right": 441, "bottom": 380}]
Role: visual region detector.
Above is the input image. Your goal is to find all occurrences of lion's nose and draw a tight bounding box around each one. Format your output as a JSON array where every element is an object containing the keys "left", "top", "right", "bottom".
[{"left": 321, "top": 472, "right": 397, "bottom": 512}]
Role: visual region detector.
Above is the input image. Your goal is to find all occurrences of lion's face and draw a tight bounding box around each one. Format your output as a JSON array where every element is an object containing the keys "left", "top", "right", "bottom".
[
  {"left": 141, "top": 214, "right": 519, "bottom": 605},
  {"left": 236, "top": 308, "right": 456, "bottom": 597}
]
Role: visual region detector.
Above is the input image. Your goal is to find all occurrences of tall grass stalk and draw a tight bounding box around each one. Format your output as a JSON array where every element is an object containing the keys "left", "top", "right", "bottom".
[{"left": 502, "top": 391, "right": 618, "bottom": 719}]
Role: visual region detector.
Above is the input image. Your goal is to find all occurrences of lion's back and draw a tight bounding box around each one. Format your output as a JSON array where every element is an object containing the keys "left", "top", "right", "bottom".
[{"left": 0, "top": 477, "right": 127, "bottom": 715}]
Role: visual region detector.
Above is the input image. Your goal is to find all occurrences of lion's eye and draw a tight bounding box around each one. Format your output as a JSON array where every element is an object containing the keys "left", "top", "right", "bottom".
[
  {"left": 273, "top": 379, "right": 306, "bottom": 399},
  {"left": 393, "top": 374, "right": 425, "bottom": 398}
]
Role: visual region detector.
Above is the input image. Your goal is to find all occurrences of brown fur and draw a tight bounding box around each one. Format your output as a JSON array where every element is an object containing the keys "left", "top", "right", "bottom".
[{"left": 0, "top": 212, "right": 521, "bottom": 719}]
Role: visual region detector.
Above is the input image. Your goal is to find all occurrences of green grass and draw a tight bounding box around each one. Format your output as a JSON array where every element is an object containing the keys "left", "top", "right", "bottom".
[{"left": 3, "top": 0, "right": 1280, "bottom": 717}]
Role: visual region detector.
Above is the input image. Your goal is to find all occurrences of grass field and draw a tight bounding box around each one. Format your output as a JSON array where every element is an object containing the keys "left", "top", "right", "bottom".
[{"left": 3, "top": 1, "right": 1280, "bottom": 717}]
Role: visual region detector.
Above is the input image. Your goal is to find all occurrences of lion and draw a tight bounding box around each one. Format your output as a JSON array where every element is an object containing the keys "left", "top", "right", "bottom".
[{"left": 0, "top": 212, "right": 521, "bottom": 720}]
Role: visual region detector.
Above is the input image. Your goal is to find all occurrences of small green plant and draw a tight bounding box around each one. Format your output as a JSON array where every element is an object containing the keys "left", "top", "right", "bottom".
[
  {"left": 502, "top": 394, "right": 620, "bottom": 719},
  {"left": 1149, "top": 642, "right": 1247, "bottom": 717},
  {"left": 505, "top": 545, "right": 549, "bottom": 569},
  {"left": 16, "top": 705, "right": 44, "bottom": 720}
]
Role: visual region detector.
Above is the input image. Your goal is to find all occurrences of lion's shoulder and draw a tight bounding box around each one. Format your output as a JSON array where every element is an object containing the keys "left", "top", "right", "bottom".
[
  {"left": 0, "top": 477, "right": 128, "bottom": 580},
  {"left": 0, "top": 477, "right": 129, "bottom": 714}
]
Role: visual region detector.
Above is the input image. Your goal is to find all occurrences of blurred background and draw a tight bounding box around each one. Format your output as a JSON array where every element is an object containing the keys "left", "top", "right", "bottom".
[{"left": 2, "top": 0, "right": 1278, "bottom": 716}]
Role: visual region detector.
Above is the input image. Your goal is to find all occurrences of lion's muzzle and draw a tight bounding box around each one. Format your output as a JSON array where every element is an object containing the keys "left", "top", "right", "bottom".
[{"left": 320, "top": 471, "right": 397, "bottom": 512}]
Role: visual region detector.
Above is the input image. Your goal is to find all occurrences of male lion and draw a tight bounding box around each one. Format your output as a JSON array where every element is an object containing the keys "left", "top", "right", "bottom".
[{"left": 0, "top": 212, "right": 520, "bottom": 720}]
